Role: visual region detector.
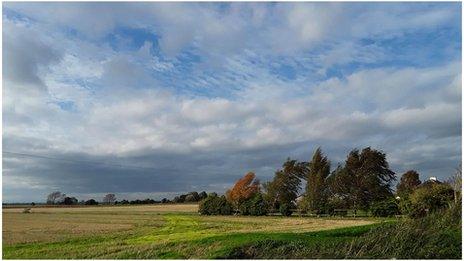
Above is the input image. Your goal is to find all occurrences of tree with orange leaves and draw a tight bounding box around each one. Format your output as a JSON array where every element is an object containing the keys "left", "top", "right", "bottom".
[{"left": 226, "top": 172, "right": 260, "bottom": 210}]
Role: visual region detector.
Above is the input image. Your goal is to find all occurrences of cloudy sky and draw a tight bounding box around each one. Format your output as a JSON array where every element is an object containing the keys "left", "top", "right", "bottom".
[{"left": 2, "top": 2, "right": 461, "bottom": 203}]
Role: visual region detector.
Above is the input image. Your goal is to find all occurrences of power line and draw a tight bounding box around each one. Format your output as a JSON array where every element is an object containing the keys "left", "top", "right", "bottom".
[{"left": 2, "top": 150, "right": 160, "bottom": 171}]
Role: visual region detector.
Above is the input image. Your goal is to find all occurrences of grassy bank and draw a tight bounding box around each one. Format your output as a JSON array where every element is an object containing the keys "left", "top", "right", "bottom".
[{"left": 224, "top": 203, "right": 462, "bottom": 259}]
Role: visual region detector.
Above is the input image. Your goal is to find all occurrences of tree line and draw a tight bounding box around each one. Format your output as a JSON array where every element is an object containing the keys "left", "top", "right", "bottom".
[
  {"left": 45, "top": 191, "right": 209, "bottom": 206},
  {"left": 43, "top": 146, "right": 460, "bottom": 219},
  {"left": 200, "top": 147, "right": 461, "bottom": 218}
]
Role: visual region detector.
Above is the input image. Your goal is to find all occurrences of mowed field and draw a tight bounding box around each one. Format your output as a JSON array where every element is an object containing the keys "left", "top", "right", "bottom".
[{"left": 3, "top": 204, "right": 379, "bottom": 259}]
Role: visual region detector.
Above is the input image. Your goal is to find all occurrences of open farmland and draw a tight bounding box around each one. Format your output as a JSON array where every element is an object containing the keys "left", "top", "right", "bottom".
[{"left": 3, "top": 204, "right": 379, "bottom": 259}]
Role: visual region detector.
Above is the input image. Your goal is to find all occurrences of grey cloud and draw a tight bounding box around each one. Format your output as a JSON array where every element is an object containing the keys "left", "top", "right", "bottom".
[{"left": 3, "top": 20, "right": 62, "bottom": 91}]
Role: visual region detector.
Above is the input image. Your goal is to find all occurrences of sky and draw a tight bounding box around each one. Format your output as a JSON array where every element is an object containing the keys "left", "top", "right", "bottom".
[{"left": 2, "top": 2, "right": 462, "bottom": 203}]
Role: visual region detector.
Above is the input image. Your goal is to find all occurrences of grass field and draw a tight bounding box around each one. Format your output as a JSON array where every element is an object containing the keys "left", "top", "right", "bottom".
[{"left": 2, "top": 204, "right": 381, "bottom": 259}]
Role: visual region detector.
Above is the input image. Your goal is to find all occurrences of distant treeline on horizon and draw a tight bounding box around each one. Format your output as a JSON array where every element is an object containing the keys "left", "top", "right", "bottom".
[{"left": 3, "top": 191, "right": 211, "bottom": 206}]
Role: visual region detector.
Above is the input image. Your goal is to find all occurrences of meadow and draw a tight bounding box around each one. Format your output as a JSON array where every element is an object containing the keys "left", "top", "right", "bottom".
[{"left": 2, "top": 204, "right": 380, "bottom": 259}]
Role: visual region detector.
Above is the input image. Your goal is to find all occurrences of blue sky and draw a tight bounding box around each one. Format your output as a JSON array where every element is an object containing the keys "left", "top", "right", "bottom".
[{"left": 2, "top": 2, "right": 461, "bottom": 202}]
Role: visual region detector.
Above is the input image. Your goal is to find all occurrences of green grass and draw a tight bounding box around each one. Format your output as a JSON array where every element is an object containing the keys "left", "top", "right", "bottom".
[
  {"left": 225, "top": 204, "right": 462, "bottom": 259},
  {"left": 8, "top": 204, "right": 458, "bottom": 259},
  {"left": 3, "top": 216, "right": 377, "bottom": 259},
  {"left": 3, "top": 205, "right": 378, "bottom": 259}
]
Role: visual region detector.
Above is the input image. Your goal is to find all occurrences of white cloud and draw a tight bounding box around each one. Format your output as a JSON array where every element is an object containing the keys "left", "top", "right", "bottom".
[{"left": 2, "top": 2, "right": 461, "bottom": 201}]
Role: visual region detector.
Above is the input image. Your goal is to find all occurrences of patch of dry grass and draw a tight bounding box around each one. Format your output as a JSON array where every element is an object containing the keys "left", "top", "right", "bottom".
[
  {"left": 2, "top": 203, "right": 198, "bottom": 213},
  {"left": 2, "top": 208, "right": 166, "bottom": 245}
]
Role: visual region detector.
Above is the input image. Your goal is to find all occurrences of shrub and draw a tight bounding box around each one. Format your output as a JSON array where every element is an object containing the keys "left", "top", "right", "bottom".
[
  {"left": 198, "top": 191, "right": 208, "bottom": 200},
  {"left": 249, "top": 194, "right": 268, "bottom": 216},
  {"left": 239, "top": 193, "right": 268, "bottom": 216},
  {"left": 219, "top": 198, "right": 233, "bottom": 215},
  {"left": 184, "top": 194, "right": 197, "bottom": 202},
  {"left": 296, "top": 197, "right": 310, "bottom": 215},
  {"left": 239, "top": 199, "right": 252, "bottom": 215},
  {"left": 199, "top": 194, "right": 233, "bottom": 215},
  {"left": 84, "top": 199, "right": 98, "bottom": 205},
  {"left": 222, "top": 203, "right": 462, "bottom": 259},
  {"left": 345, "top": 202, "right": 462, "bottom": 259},
  {"left": 62, "top": 197, "right": 78, "bottom": 205},
  {"left": 398, "top": 197, "right": 412, "bottom": 215},
  {"left": 279, "top": 203, "right": 293, "bottom": 216},
  {"left": 370, "top": 198, "right": 400, "bottom": 217},
  {"left": 409, "top": 183, "right": 454, "bottom": 218}
]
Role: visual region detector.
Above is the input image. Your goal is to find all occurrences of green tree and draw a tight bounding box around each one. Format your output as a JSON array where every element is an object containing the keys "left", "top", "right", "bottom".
[
  {"left": 396, "top": 170, "right": 421, "bottom": 198},
  {"left": 46, "top": 191, "right": 65, "bottom": 205},
  {"left": 199, "top": 194, "right": 233, "bottom": 215},
  {"left": 409, "top": 182, "right": 454, "bottom": 218},
  {"left": 263, "top": 158, "right": 305, "bottom": 210},
  {"left": 327, "top": 165, "right": 355, "bottom": 209},
  {"left": 328, "top": 147, "right": 396, "bottom": 211},
  {"left": 239, "top": 193, "right": 268, "bottom": 216},
  {"left": 304, "top": 148, "right": 330, "bottom": 213}
]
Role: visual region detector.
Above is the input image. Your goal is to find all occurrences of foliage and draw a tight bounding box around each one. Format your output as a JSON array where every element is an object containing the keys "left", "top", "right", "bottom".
[
  {"left": 279, "top": 203, "right": 293, "bottom": 216},
  {"left": 103, "top": 194, "right": 116, "bottom": 204},
  {"left": 238, "top": 200, "right": 251, "bottom": 215},
  {"left": 199, "top": 194, "right": 233, "bottom": 215},
  {"left": 296, "top": 196, "right": 310, "bottom": 214},
  {"left": 46, "top": 191, "right": 65, "bottom": 204},
  {"left": 329, "top": 148, "right": 396, "bottom": 211},
  {"left": 264, "top": 159, "right": 305, "bottom": 210},
  {"left": 198, "top": 191, "right": 208, "bottom": 200},
  {"left": 447, "top": 165, "right": 462, "bottom": 204},
  {"left": 344, "top": 202, "right": 461, "bottom": 259},
  {"left": 61, "top": 197, "right": 78, "bottom": 205},
  {"left": 409, "top": 182, "right": 454, "bottom": 218},
  {"left": 304, "top": 148, "right": 331, "bottom": 213},
  {"left": 397, "top": 197, "right": 412, "bottom": 215},
  {"left": 185, "top": 192, "right": 199, "bottom": 202},
  {"left": 326, "top": 195, "right": 348, "bottom": 214},
  {"left": 223, "top": 203, "right": 461, "bottom": 259},
  {"left": 239, "top": 193, "right": 268, "bottom": 216},
  {"left": 369, "top": 198, "right": 399, "bottom": 217},
  {"left": 225, "top": 172, "right": 260, "bottom": 209},
  {"left": 84, "top": 199, "right": 98, "bottom": 205},
  {"left": 396, "top": 170, "right": 421, "bottom": 197}
]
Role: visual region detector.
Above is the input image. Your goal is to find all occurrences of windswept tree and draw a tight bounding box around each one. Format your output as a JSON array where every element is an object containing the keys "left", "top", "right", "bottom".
[
  {"left": 103, "top": 193, "right": 116, "bottom": 205},
  {"left": 329, "top": 148, "right": 395, "bottom": 211},
  {"left": 46, "top": 191, "right": 65, "bottom": 205},
  {"left": 226, "top": 172, "right": 260, "bottom": 209},
  {"left": 304, "top": 148, "right": 330, "bottom": 212},
  {"left": 264, "top": 159, "right": 305, "bottom": 210},
  {"left": 396, "top": 170, "right": 422, "bottom": 198}
]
